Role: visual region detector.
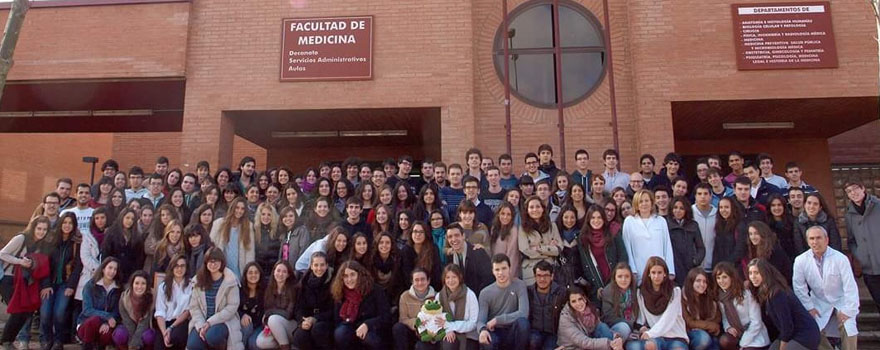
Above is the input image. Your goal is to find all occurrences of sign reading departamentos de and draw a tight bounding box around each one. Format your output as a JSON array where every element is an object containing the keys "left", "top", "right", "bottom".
[
  {"left": 731, "top": 2, "right": 837, "bottom": 70},
  {"left": 280, "top": 16, "right": 373, "bottom": 81}
]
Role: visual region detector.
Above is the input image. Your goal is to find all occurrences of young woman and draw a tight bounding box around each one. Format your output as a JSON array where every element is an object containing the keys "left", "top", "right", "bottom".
[
  {"left": 550, "top": 171, "right": 571, "bottom": 209},
  {"left": 145, "top": 204, "right": 180, "bottom": 273},
  {"left": 168, "top": 188, "right": 191, "bottom": 227},
  {"left": 201, "top": 185, "right": 220, "bottom": 216},
  {"left": 505, "top": 187, "right": 523, "bottom": 217},
  {"left": 330, "top": 164, "right": 343, "bottom": 184},
  {"left": 278, "top": 184, "right": 305, "bottom": 218},
  {"left": 187, "top": 248, "right": 243, "bottom": 350},
  {"left": 310, "top": 178, "right": 334, "bottom": 205},
  {"left": 276, "top": 167, "right": 293, "bottom": 188},
  {"left": 103, "top": 207, "right": 148, "bottom": 282},
  {"left": 555, "top": 205, "right": 584, "bottom": 288},
  {"left": 600, "top": 263, "right": 639, "bottom": 340},
  {"left": 433, "top": 264, "right": 479, "bottom": 350},
  {"left": 152, "top": 220, "right": 185, "bottom": 274},
  {"left": 392, "top": 181, "right": 415, "bottom": 212},
  {"left": 428, "top": 209, "right": 448, "bottom": 265},
  {"left": 455, "top": 201, "right": 490, "bottom": 248},
  {"left": 745, "top": 221, "right": 792, "bottom": 282},
  {"left": 747, "top": 258, "right": 820, "bottom": 350},
  {"left": 620, "top": 200, "right": 635, "bottom": 219},
  {"left": 299, "top": 168, "right": 318, "bottom": 196},
  {"left": 667, "top": 197, "right": 705, "bottom": 286},
  {"left": 712, "top": 262, "right": 769, "bottom": 350},
  {"left": 579, "top": 205, "right": 628, "bottom": 302},
  {"left": 370, "top": 204, "right": 393, "bottom": 238},
  {"left": 333, "top": 179, "right": 354, "bottom": 215},
  {"left": 305, "top": 196, "right": 340, "bottom": 244},
  {"left": 0, "top": 216, "right": 55, "bottom": 348},
  {"left": 192, "top": 204, "right": 216, "bottom": 235},
  {"left": 255, "top": 261, "right": 298, "bottom": 350},
  {"left": 185, "top": 224, "right": 212, "bottom": 279},
  {"left": 408, "top": 221, "right": 443, "bottom": 290},
  {"left": 489, "top": 202, "right": 521, "bottom": 278},
  {"left": 332, "top": 260, "right": 391, "bottom": 349},
  {"left": 113, "top": 270, "right": 155, "bottom": 350},
  {"left": 413, "top": 183, "right": 446, "bottom": 222},
  {"left": 264, "top": 183, "right": 281, "bottom": 208},
  {"left": 155, "top": 254, "right": 193, "bottom": 350},
  {"left": 793, "top": 193, "right": 842, "bottom": 254},
  {"left": 166, "top": 169, "right": 184, "bottom": 191},
  {"left": 209, "top": 197, "right": 256, "bottom": 279},
  {"left": 611, "top": 187, "right": 628, "bottom": 208},
  {"left": 633, "top": 257, "right": 688, "bottom": 350},
  {"left": 291, "top": 252, "right": 335, "bottom": 350},
  {"left": 244, "top": 184, "right": 262, "bottom": 222},
  {"left": 115, "top": 171, "right": 129, "bottom": 191},
  {"left": 106, "top": 188, "right": 127, "bottom": 224},
  {"left": 215, "top": 168, "right": 233, "bottom": 192},
  {"left": 76, "top": 208, "right": 108, "bottom": 306},
  {"left": 765, "top": 194, "right": 797, "bottom": 263},
  {"left": 325, "top": 226, "right": 351, "bottom": 272},
  {"left": 566, "top": 183, "right": 592, "bottom": 225},
  {"left": 603, "top": 199, "right": 623, "bottom": 237},
  {"left": 557, "top": 286, "right": 621, "bottom": 350},
  {"left": 712, "top": 197, "right": 747, "bottom": 268},
  {"left": 239, "top": 262, "right": 264, "bottom": 350},
  {"left": 590, "top": 175, "right": 608, "bottom": 204},
  {"left": 519, "top": 195, "right": 563, "bottom": 285},
  {"left": 681, "top": 268, "right": 721, "bottom": 350},
  {"left": 355, "top": 182, "right": 377, "bottom": 222},
  {"left": 394, "top": 209, "right": 415, "bottom": 246},
  {"left": 76, "top": 257, "right": 123, "bottom": 350},
  {"left": 367, "top": 185, "right": 394, "bottom": 224},
  {"left": 91, "top": 177, "right": 115, "bottom": 207},
  {"left": 278, "top": 206, "right": 311, "bottom": 270},
  {"left": 42, "top": 212, "right": 81, "bottom": 349},
  {"left": 256, "top": 172, "right": 271, "bottom": 199},
  {"left": 368, "top": 232, "right": 411, "bottom": 308},
  {"left": 136, "top": 205, "right": 154, "bottom": 239},
  {"left": 254, "top": 203, "right": 281, "bottom": 278},
  {"left": 349, "top": 232, "right": 371, "bottom": 266}
]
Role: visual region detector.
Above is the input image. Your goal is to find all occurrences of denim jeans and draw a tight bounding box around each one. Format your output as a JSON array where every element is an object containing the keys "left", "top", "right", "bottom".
[
  {"left": 480, "top": 317, "right": 529, "bottom": 350},
  {"left": 528, "top": 330, "right": 557, "bottom": 350},
  {"left": 609, "top": 321, "right": 632, "bottom": 340},
  {"left": 186, "top": 324, "right": 229, "bottom": 350},
  {"left": 38, "top": 284, "right": 73, "bottom": 345},
  {"left": 240, "top": 321, "right": 260, "bottom": 350},
  {"left": 334, "top": 323, "right": 384, "bottom": 349},
  {"left": 625, "top": 337, "right": 688, "bottom": 350},
  {"left": 688, "top": 329, "right": 720, "bottom": 350}
]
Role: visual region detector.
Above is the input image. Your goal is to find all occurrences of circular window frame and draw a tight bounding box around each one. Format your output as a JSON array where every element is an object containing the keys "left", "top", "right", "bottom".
[{"left": 492, "top": 0, "right": 607, "bottom": 109}]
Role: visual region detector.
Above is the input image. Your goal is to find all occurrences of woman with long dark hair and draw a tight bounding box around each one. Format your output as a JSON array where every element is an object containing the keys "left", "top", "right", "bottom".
[
  {"left": 667, "top": 196, "right": 705, "bottom": 286},
  {"left": 209, "top": 197, "right": 256, "bottom": 279},
  {"left": 407, "top": 221, "right": 442, "bottom": 290},
  {"left": 566, "top": 183, "right": 592, "bottom": 225},
  {"left": 291, "top": 252, "right": 335, "bottom": 350},
  {"left": 712, "top": 197, "right": 747, "bottom": 268},
  {"left": 105, "top": 188, "right": 127, "bottom": 224},
  {"left": 765, "top": 194, "right": 797, "bottom": 262},
  {"left": 578, "top": 205, "right": 627, "bottom": 302},
  {"left": 333, "top": 179, "right": 355, "bottom": 215},
  {"left": 349, "top": 232, "right": 371, "bottom": 266},
  {"left": 370, "top": 204, "right": 393, "bottom": 238},
  {"left": 557, "top": 286, "right": 621, "bottom": 350},
  {"left": 681, "top": 268, "right": 721, "bottom": 350},
  {"left": 367, "top": 232, "right": 409, "bottom": 308},
  {"left": 278, "top": 206, "right": 311, "bottom": 269},
  {"left": 185, "top": 224, "right": 212, "bottom": 279},
  {"left": 413, "top": 183, "right": 446, "bottom": 222},
  {"left": 747, "top": 258, "right": 820, "bottom": 350},
  {"left": 278, "top": 184, "right": 305, "bottom": 218},
  {"left": 712, "top": 262, "right": 769, "bottom": 350},
  {"left": 332, "top": 260, "right": 390, "bottom": 349},
  {"left": 187, "top": 247, "right": 243, "bottom": 350},
  {"left": 239, "top": 262, "right": 264, "bottom": 350},
  {"left": 191, "top": 204, "right": 215, "bottom": 235},
  {"left": 255, "top": 261, "right": 298, "bottom": 350},
  {"left": 42, "top": 212, "right": 81, "bottom": 349},
  {"left": 599, "top": 263, "right": 639, "bottom": 339},
  {"left": 745, "top": 221, "right": 791, "bottom": 281},
  {"left": 519, "top": 195, "right": 562, "bottom": 285},
  {"left": 632, "top": 257, "right": 688, "bottom": 350},
  {"left": 112, "top": 270, "right": 155, "bottom": 350},
  {"left": 305, "top": 196, "right": 340, "bottom": 245},
  {"left": 793, "top": 193, "right": 842, "bottom": 254},
  {"left": 75, "top": 208, "right": 108, "bottom": 308},
  {"left": 145, "top": 204, "right": 180, "bottom": 273},
  {"left": 167, "top": 188, "right": 192, "bottom": 227},
  {"left": 391, "top": 181, "right": 415, "bottom": 212},
  {"left": 489, "top": 202, "right": 521, "bottom": 278},
  {"left": 102, "top": 208, "right": 146, "bottom": 283},
  {"left": 555, "top": 205, "right": 584, "bottom": 288},
  {"left": 325, "top": 226, "right": 351, "bottom": 272},
  {"left": 76, "top": 257, "right": 123, "bottom": 350},
  {"left": 355, "top": 182, "right": 376, "bottom": 222},
  {"left": 155, "top": 254, "right": 193, "bottom": 350},
  {"left": 214, "top": 168, "right": 233, "bottom": 193}
]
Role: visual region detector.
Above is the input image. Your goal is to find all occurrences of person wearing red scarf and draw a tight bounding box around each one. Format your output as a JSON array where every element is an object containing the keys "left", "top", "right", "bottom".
[
  {"left": 332, "top": 261, "right": 390, "bottom": 349},
  {"left": 577, "top": 205, "right": 627, "bottom": 303}
]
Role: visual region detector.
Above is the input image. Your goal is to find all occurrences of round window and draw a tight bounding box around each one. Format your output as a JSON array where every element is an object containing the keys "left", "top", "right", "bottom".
[{"left": 493, "top": 0, "right": 606, "bottom": 108}]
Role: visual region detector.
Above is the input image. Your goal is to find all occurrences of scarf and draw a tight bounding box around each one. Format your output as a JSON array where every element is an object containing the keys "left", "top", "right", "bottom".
[
  {"left": 641, "top": 284, "right": 671, "bottom": 316},
  {"left": 586, "top": 229, "right": 610, "bottom": 281},
  {"left": 432, "top": 228, "right": 447, "bottom": 265},
  {"left": 438, "top": 285, "right": 468, "bottom": 350},
  {"left": 300, "top": 181, "right": 315, "bottom": 194},
  {"left": 129, "top": 292, "right": 147, "bottom": 322},
  {"left": 91, "top": 226, "right": 106, "bottom": 246},
  {"left": 339, "top": 287, "right": 363, "bottom": 323},
  {"left": 718, "top": 289, "right": 744, "bottom": 336},
  {"left": 561, "top": 228, "right": 578, "bottom": 244},
  {"left": 619, "top": 288, "right": 635, "bottom": 322},
  {"left": 573, "top": 305, "right": 598, "bottom": 332}
]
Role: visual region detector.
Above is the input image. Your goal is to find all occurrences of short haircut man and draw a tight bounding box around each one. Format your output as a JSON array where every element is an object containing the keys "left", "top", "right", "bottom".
[{"left": 478, "top": 253, "right": 530, "bottom": 349}]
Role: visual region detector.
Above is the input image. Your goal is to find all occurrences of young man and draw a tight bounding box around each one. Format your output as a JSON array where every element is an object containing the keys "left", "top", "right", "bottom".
[
  {"left": 692, "top": 183, "right": 717, "bottom": 271},
  {"left": 639, "top": 154, "right": 659, "bottom": 190},
  {"left": 519, "top": 175, "right": 536, "bottom": 197},
  {"left": 570, "top": 149, "right": 593, "bottom": 192},
  {"left": 433, "top": 161, "right": 449, "bottom": 188},
  {"left": 784, "top": 161, "right": 818, "bottom": 198},
  {"left": 535, "top": 180, "right": 560, "bottom": 222},
  {"left": 671, "top": 176, "right": 689, "bottom": 199},
  {"left": 788, "top": 187, "right": 807, "bottom": 217},
  {"left": 415, "top": 158, "right": 435, "bottom": 191},
  {"left": 91, "top": 159, "right": 119, "bottom": 197},
  {"left": 481, "top": 166, "right": 507, "bottom": 212},
  {"left": 537, "top": 144, "right": 559, "bottom": 180},
  {"left": 755, "top": 153, "right": 788, "bottom": 190},
  {"left": 60, "top": 183, "right": 95, "bottom": 235},
  {"left": 393, "top": 268, "right": 438, "bottom": 350},
  {"left": 601, "top": 149, "right": 629, "bottom": 192},
  {"left": 478, "top": 254, "right": 529, "bottom": 350},
  {"left": 463, "top": 176, "right": 494, "bottom": 227},
  {"left": 371, "top": 168, "right": 387, "bottom": 190},
  {"left": 386, "top": 155, "right": 413, "bottom": 189},
  {"left": 55, "top": 178, "right": 75, "bottom": 211},
  {"left": 694, "top": 159, "right": 710, "bottom": 185},
  {"left": 653, "top": 186, "right": 671, "bottom": 217},
  {"left": 181, "top": 173, "right": 201, "bottom": 210},
  {"left": 526, "top": 261, "right": 566, "bottom": 350},
  {"left": 440, "top": 164, "right": 467, "bottom": 216},
  {"left": 792, "top": 226, "right": 859, "bottom": 350},
  {"left": 497, "top": 154, "right": 519, "bottom": 190},
  {"left": 340, "top": 197, "right": 370, "bottom": 242},
  {"left": 40, "top": 192, "right": 62, "bottom": 228},
  {"left": 723, "top": 151, "right": 744, "bottom": 185},
  {"left": 196, "top": 160, "right": 211, "bottom": 187},
  {"left": 154, "top": 156, "right": 170, "bottom": 177},
  {"left": 445, "top": 223, "right": 494, "bottom": 293},
  {"left": 481, "top": 157, "right": 494, "bottom": 175},
  {"left": 707, "top": 155, "right": 722, "bottom": 170},
  {"left": 706, "top": 168, "right": 733, "bottom": 207},
  {"left": 733, "top": 176, "right": 766, "bottom": 223},
  {"left": 656, "top": 153, "right": 683, "bottom": 189},
  {"left": 466, "top": 148, "right": 485, "bottom": 183},
  {"left": 522, "top": 153, "right": 549, "bottom": 183},
  {"left": 845, "top": 181, "right": 880, "bottom": 307},
  {"left": 742, "top": 161, "right": 780, "bottom": 205},
  {"left": 343, "top": 157, "right": 360, "bottom": 186},
  {"left": 383, "top": 158, "right": 398, "bottom": 179},
  {"left": 142, "top": 174, "right": 166, "bottom": 208},
  {"left": 124, "top": 166, "right": 148, "bottom": 203}
]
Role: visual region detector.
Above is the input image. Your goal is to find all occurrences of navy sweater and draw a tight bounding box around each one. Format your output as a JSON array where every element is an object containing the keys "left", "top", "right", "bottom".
[{"left": 765, "top": 291, "right": 820, "bottom": 349}]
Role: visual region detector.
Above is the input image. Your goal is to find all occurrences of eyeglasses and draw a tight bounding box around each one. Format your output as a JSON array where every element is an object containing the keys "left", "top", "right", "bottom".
[
  {"left": 44, "top": 201, "right": 59, "bottom": 205},
  {"left": 174, "top": 263, "right": 187, "bottom": 269},
  {"left": 464, "top": 186, "right": 479, "bottom": 189}
]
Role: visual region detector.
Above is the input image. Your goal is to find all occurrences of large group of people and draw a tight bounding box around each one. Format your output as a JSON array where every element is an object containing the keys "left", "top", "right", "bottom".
[{"left": 0, "top": 144, "right": 876, "bottom": 350}]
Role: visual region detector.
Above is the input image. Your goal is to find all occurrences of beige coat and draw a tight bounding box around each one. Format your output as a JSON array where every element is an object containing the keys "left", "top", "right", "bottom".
[
  {"left": 189, "top": 268, "right": 243, "bottom": 350},
  {"left": 557, "top": 304, "right": 612, "bottom": 350},
  {"left": 209, "top": 218, "right": 256, "bottom": 274},
  {"left": 518, "top": 222, "right": 562, "bottom": 284}
]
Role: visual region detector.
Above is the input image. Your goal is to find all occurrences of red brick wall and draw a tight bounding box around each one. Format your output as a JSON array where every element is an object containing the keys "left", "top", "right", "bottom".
[{"left": 829, "top": 120, "right": 880, "bottom": 165}]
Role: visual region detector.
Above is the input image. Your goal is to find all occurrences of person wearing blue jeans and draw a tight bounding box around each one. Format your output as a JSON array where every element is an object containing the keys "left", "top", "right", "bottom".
[
  {"left": 187, "top": 324, "right": 229, "bottom": 350},
  {"left": 40, "top": 283, "right": 74, "bottom": 349},
  {"left": 477, "top": 254, "right": 530, "bottom": 350},
  {"left": 526, "top": 261, "right": 566, "bottom": 350},
  {"left": 688, "top": 329, "right": 720, "bottom": 350}
]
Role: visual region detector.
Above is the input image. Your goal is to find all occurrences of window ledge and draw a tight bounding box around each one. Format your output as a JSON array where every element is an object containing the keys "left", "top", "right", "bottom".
[{"left": 0, "top": 0, "right": 189, "bottom": 10}]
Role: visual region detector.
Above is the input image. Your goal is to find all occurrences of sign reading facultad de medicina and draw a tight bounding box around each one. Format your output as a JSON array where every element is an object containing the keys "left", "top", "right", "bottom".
[
  {"left": 731, "top": 2, "right": 837, "bottom": 70},
  {"left": 280, "top": 16, "right": 373, "bottom": 81}
]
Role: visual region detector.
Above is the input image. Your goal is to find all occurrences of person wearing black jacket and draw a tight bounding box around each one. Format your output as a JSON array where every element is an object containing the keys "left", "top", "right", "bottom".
[
  {"left": 732, "top": 177, "right": 767, "bottom": 224},
  {"left": 43, "top": 213, "right": 81, "bottom": 349},
  {"left": 712, "top": 197, "right": 747, "bottom": 269},
  {"left": 332, "top": 260, "right": 391, "bottom": 349},
  {"left": 527, "top": 261, "right": 567, "bottom": 350},
  {"left": 667, "top": 197, "right": 706, "bottom": 286},
  {"left": 255, "top": 203, "right": 283, "bottom": 279},
  {"left": 292, "top": 252, "right": 335, "bottom": 350},
  {"left": 443, "top": 223, "right": 494, "bottom": 294},
  {"left": 340, "top": 198, "right": 371, "bottom": 243},
  {"left": 793, "top": 193, "right": 842, "bottom": 255},
  {"left": 239, "top": 262, "right": 265, "bottom": 350},
  {"left": 100, "top": 208, "right": 145, "bottom": 283}
]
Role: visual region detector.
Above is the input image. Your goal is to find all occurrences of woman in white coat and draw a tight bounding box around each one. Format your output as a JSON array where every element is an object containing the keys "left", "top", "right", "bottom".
[
  {"left": 435, "top": 264, "right": 478, "bottom": 349},
  {"left": 209, "top": 197, "right": 256, "bottom": 279},
  {"left": 76, "top": 208, "right": 107, "bottom": 301},
  {"left": 622, "top": 190, "right": 676, "bottom": 282}
]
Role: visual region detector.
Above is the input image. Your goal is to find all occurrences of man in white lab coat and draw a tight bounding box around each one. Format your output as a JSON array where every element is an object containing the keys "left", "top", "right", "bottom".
[{"left": 792, "top": 226, "right": 859, "bottom": 350}]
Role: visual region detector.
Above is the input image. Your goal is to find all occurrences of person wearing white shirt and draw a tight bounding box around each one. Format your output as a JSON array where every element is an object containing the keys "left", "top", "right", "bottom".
[
  {"left": 756, "top": 153, "right": 788, "bottom": 189},
  {"left": 622, "top": 190, "right": 676, "bottom": 282},
  {"left": 712, "top": 262, "right": 770, "bottom": 349},
  {"left": 634, "top": 257, "right": 688, "bottom": 350},
  {"left": 295, "top": 235, "right": 329, "bottom": 272},
  {"left": 601, "top": 149, "right": 630, "bottom": 193},
  {"left": 436, "top": 263, "right": 479, "bottom": 348},
  {"left": 792, "top": 226, "right": 859, "bottom": 350},
  {"left": 154, "top": 254, "right": 193, "bottom": 350}
]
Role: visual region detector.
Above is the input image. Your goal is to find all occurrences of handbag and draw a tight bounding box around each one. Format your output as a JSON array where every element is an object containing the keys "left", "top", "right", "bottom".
[{"left": 0, "top": 234, "right": 26, "bottom": 304}]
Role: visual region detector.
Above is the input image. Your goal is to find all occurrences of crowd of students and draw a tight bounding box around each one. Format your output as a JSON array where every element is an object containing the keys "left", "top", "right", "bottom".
[{"left": 0, "top": 144, "right": 877, "bottom": 350}]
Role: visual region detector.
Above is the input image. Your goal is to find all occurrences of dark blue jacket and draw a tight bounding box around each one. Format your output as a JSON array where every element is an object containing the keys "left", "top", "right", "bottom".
[
  {"left": 77, "top": 279, "right": 121, "bottom": 325},
  {"left": 753, "top": 179, "right": 781, "bottom": 205},
  {"left": 765, "top": 291, "right": 820, "bottom": 349}
]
